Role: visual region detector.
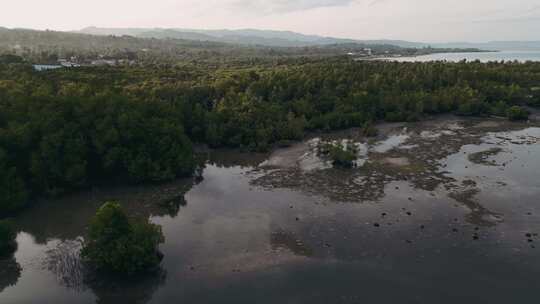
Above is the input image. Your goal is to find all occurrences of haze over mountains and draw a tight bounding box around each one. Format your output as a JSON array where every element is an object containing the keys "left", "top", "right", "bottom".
[{"left": 77, "top": 27, "right": 540, "bottom": 50}]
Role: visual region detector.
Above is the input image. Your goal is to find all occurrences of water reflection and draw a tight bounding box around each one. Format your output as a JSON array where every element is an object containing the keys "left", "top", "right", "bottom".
[
  {"left": 0, "top": 257, "right": 21, "bottom": 293},
  {"left": 14, "top": 176, "right": 200, "bottom": 244},
  {"left": 44, "top": 239, "right": 85, "bottom": 291},
  {"left": 84, "top": 269, "right": 166, "bottom": 304}
]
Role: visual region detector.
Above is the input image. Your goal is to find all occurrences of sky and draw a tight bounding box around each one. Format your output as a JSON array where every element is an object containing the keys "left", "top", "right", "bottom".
[{"left": 1, "top": 0, "right": 539, "bottom": 42}]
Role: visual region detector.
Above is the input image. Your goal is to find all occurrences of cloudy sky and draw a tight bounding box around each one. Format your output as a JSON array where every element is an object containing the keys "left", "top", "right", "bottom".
[{"left": 2, "top": 0, "right": 539, "bottom": 42}]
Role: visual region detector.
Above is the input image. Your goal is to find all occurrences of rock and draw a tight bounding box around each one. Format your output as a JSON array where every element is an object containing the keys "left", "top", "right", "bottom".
[{"left": 374, "top": 223, "right": 380, "bottom": 227}]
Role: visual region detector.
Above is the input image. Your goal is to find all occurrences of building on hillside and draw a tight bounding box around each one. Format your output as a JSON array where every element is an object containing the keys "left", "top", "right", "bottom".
[
  {"left": 91, "top": 59, "right": 117, "bottom": 66},
  {"left": 33, "top": 64, "right": 63, "bottom": 71},
  {"left": 58, "top": 59, "right": 81, "bottom": 68}
]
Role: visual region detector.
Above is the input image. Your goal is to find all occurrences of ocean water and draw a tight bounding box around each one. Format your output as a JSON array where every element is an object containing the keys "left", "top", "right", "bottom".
[{"left": 390, "top": 50, "right": 540, "bottom": 63}]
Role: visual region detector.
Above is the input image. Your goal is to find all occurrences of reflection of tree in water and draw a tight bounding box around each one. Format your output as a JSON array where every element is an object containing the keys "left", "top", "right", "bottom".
[
  {"left": 0, "top": 256, "right": 21, "bottom": 293},
  {"left": 14, "top": 173, "right": 202, "bottom": 244},
  {"left": 44, "top": 238, "right": 166, "bottom": 304},
  {"left": 45, "top": 239, "right": 86, "bottom": 291},
  {"left": 204, "top": 149, "right": 268, "bottom": 169},
  {"left": 84, "top": 269, "right": 166, "bottom": 304}
]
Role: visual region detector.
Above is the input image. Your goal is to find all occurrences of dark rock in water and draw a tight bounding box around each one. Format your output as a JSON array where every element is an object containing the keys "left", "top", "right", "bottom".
[
  {"left": 473, "top": 234, "right": 479, "bottom": 240},
  {"left": 406, "top": 212, "right": 412, "bottom": 216},
  {"left": 405, "top": 240, "right": 412, "bottom": 244},
  {"left": 295, "top": 217, "right": 300, "bottom": 221},
  {"left": 420, "top": 225, "right": 425, "bottom": 229},
  {"left": 526, "top": 233, "right": 532, "bottom": 238},
  {"left": 452, "top": 228, "right": 459, "bottom": 233},
  {"left": 374, "top": 223, "right": 380, "bottom": 227},
  {"left": 528, "top": 239, "right": 534, "bottom": 243},
  {"left": 381, "top": 213, "right": 387, "bottom": 217}
]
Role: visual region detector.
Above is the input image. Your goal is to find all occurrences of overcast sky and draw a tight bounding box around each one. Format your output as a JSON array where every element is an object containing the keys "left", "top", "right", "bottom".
[{"left": 2, "top": 0, "right": 539, "bottom": 42}]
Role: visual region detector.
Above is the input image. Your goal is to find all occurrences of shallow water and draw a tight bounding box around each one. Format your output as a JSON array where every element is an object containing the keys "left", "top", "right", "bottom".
[{"left": 1, "top": 118, "right": 540, "bottom": 304}]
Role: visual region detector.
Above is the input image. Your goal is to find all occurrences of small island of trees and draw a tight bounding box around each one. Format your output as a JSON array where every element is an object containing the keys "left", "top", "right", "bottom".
[{"left": 82, "top": 202, "right": 165, "bottom": 275}]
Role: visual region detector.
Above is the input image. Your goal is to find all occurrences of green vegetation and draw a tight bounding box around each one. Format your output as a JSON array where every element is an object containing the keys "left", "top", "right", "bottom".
[
  {"left": 0, "top": 220, "right": 17, "bottom": 256},
  {"left": 320, "top": 142, "right": 358, "bottom": 168},
  {"left": 81, "top": 202, "right": 164, "bottom": 275},
  {"left": 506, "top": 106, "right": 529, "bottom": 121},
  {"left": 1, "top": 58, "right": 540, "bottom": 214},
  {"left": 361, "top": 121, "right": 379, "bottom": 137}
]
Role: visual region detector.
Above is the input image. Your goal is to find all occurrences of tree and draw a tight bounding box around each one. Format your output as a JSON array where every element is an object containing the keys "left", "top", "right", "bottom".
[
  {"left": 319, "top": 142, "right": 357, "bottom": 168},
  {"left": 506, "top": 106, "right": 529, "bottom": 121},
  {"left": 82, "top": 202, "right": 164, "bottom": 275},
  {"left": 361, "top": 120, "right": 379, "bottom": 137},
  {"left": 0, "top": 149, "right": 28, "bottom": 215},
  {"left": 0, "top": 220, "right": 17, "bottom": 256}
]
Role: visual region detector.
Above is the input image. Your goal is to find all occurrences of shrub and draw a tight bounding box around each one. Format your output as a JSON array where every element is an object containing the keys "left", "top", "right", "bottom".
[
  {"left": 361, "top": 121, "right": 379, "bottom": 137},
  {"left": 320, "top": 142, "right": 357, "bottom": 168},
  {"left": 82, "top": 202, "right": 164, "bottom": 275},
  {"left": 0, "top": 220, "right": 17, "bottom": 256},
  {"left": 506, "top": 106, "right": 529, "bottom": 121}
]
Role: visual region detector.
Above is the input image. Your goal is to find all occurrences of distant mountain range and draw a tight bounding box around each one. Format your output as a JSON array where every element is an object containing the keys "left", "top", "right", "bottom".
[{"left": 77, "top": 27, "right": 540, "bottom": 50}]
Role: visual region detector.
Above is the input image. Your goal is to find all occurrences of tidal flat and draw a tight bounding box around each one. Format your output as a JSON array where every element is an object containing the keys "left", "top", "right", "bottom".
[{"left": 1, "top": 116, "right": 540, "bottom": 304}]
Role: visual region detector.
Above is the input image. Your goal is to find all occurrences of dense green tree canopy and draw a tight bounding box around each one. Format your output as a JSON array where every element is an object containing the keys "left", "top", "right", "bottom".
[
  {"left": 81, "top": 202, "right": 164, "bottom": 275},
  {"left": 0, "top": 220, "right": 17, "bottom": 256},
  {"left": 0, "top": 58, "right": 539, "bottom": 214}
]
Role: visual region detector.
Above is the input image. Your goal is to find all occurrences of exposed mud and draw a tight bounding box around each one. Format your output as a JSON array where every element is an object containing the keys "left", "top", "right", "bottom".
[
  {"left": 468, "top": 148, "right": 503, "bottom": 166},
  {"left": 252, "top": 116, "right": 540, "bottom": 227}
]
